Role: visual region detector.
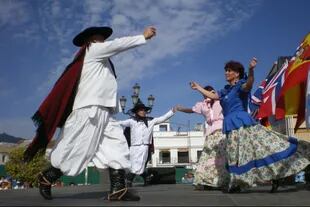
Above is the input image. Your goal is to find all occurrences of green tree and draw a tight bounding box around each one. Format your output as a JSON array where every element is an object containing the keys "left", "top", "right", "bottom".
[{"left": 5, "top": 147, "right": 49, "bottom": 187}]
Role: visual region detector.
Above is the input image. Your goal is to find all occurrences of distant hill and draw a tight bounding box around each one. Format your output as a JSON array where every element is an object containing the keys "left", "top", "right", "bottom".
[{"left": 0, "top": 133, "right": 26, "bottom": 144}]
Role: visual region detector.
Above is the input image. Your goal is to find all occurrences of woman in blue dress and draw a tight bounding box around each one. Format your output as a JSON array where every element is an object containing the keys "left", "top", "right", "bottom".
[{"left": 190, "top": 57, "right": 310, "bottom": 193}]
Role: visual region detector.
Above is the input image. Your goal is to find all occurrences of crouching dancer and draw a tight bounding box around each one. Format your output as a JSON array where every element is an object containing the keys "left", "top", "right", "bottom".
[{"left": 23, "top": 25, "right": 156, "bottom": 201}]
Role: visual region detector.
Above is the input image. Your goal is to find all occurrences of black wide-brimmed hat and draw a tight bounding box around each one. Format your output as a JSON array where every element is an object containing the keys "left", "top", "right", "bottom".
[
  {"left": 130, "top": 99, "right": 151, "bottom": 113},
  {"left": 72, "top": 26, "right": 113, "bottom": 47}
]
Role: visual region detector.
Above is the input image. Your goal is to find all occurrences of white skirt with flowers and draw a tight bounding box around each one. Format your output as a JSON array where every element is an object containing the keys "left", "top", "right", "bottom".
[
  {"left": 193, "top": 130, "right": 230, "bottom": 187},
  {"left": 225, "top": 124, "right": 310, "bottom": 188}
]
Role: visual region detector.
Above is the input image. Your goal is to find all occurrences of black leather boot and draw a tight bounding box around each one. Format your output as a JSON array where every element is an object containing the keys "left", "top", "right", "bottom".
[
  {"left": 194, "top": 184, "right": 205, "bottom": 191},
  {"left": 38, "top": 166, "right": 63, "bottom": 200},
  {"left": 194, "top": 184, "right": 221, "bottom": 191},
  {"left": 141, "top": 171, "right": 152, "bottom": 186},
  {"left": 126, "top": 173, "right": 136, "bottom": 187},
  {"left": 270, "top": 179, "right": 279, "bottom": 193},
  {"left": 227, "top": 185, "right": 241, "bottom": 193},
  {"left": 222, "top": 185, "right": 241, "bottom": 193},
  {"left": 108, "top": 168, "right": 140, "bottom": 201}
]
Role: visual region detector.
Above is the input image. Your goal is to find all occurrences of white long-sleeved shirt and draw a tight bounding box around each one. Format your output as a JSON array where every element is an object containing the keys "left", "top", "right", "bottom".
[
  {"left": 73, "top": 35, "right": 146, "bottom": 110},
  {"left": 119, "top": 110, "right": 175, "bottom": 145}
]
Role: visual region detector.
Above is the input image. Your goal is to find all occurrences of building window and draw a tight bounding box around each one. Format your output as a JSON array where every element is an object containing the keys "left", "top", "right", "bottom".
[
  {"left": 197, "top": 150, "right": 202, "bottom": 160},
  {"left": 159, "top": 151, "right": 170, "bottom": 163},
  {"left": 159, "top": 124, "right": 168, "bottom": 132},
  {"left": 178, "top": 151, "right": 189, "bottom": 163},
  {"left": 2, "top": 155, "right": 5, "bottom": 163}
]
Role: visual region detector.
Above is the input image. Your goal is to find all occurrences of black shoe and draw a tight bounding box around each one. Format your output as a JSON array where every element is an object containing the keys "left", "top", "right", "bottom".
[
  {"left": 126, "top": 173, "right": 136, "bottom": 188},
  {"left": 144, "top": 173, "right": 154, "bottom": 186},
  {"left": 194, "top": 184, "right": 205, "bottom": 191},
  {"left": 204, "top": 185, "right": 221, "bottom": 191},
  {"left": 227, "top": 185, "right": 241, "bottom": 193},
  {"left": 143, "top": 175, "right": 151, "bottom": 186},
  {"left": 270, "top": 180, "right": 279, "bottom": 193},
  {"left": 126, "top": 181, "right": 133, "bottom": 188},
  {"left": 38, "top": 173, "right": 52, "bottom": 200},
  {"left": 108, "top": 188, "right": 140, "bottom": 201}
]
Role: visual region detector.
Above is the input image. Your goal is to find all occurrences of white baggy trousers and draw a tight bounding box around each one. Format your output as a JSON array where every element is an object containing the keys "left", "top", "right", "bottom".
[
  {"left": 130, "top": 145, "right": 150, "bottom": 175},
  {"left": 50, "top": 106, "right": 131, "bottom": 176}
]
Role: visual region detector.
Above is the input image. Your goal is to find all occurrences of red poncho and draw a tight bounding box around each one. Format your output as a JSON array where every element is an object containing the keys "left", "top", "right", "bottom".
[{"left": 23, "top": 47, "right": 86, "bottom": 162}]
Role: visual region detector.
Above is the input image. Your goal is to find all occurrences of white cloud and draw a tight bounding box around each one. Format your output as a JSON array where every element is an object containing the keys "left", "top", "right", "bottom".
[
  {"left": 83, "top": 0, "right": 112, "bottom": 26},
  {"left": 2, "top": 0, "right": 262, "bottom": 96},
  {"left": 0, "top": 0, "right": 30, "bottom": 29},
  {"left": 0, "top": 0, "right": 263, "bottom": 138},
  {"left": 108, "top": 0, "right": 262, "bottom": 87},
  {"left": 111, "top": 14, "right": 130, "bottom": 27}
]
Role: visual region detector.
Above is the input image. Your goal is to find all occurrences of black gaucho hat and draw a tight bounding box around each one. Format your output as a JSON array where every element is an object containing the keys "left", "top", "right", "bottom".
[
  {"left": 130, "top": 99, "right": 151, "bottom": 113},
  {"left": 72, "top": 26, "right": 113, "bottom": 47}
]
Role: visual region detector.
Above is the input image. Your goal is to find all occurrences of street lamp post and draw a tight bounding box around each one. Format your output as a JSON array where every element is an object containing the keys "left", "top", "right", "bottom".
[{"left": 120, "top": 83, "right": 155, "bottom": 117}]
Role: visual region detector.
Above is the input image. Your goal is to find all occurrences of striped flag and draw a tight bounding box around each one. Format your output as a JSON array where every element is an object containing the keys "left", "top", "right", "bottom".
[
  {"left": 254, "top": 57, "right": 290, "bottom": 119},
  {"left": 275, "top": 33, "right": 310, "bottom": 130},
  {"left": 306, "top": 69, "right": 310, "bottom": 128},
  {"left": 251, "top": 33, "right": 310, "bottom": 132},
  {"left": 249, "top": 62, "right": 276, "bottom": 118}
]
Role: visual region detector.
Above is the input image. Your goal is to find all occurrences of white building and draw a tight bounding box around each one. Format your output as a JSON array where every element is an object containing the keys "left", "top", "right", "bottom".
[
  {"left": 147, "top": 115, "right": 310, "bottom": 169},
  {"left": 0, "top": 143, "right": 19, "bottom": 165},
  {"left": 148, "top": 121, "right": 205, "bottom": 168}
]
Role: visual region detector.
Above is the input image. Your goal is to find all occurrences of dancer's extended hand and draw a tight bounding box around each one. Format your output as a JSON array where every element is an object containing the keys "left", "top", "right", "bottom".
[
  {"left": 249, "top": 57, "right": 258, "bottom": 69},
  {"left": 143, "top": 26, "right": 156, "bottom": 40},
  {"left": 172, "top": 104, "right": 182, "bottom": 112},
  {"left": 189, "top": 81, "right": 202, "bottom": 90}
]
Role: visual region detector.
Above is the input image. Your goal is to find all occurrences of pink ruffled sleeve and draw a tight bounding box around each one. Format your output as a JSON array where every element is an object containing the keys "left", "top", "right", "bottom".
[{"left": 192, "top": 102, "right": 203, "bottom": 114}]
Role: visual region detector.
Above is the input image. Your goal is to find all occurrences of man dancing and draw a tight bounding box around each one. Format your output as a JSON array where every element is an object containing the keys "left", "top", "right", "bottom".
[{"left": 23, "top": 25, "right": 156, "bottom": 201}]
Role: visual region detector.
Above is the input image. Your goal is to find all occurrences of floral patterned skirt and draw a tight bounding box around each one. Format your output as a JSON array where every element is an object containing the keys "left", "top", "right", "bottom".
[
  {"left": 194, "top": 130, "right": 229, "bottom": 187},
  {"left": 226, "top": 124, "right": 310, "bottom": 188}
]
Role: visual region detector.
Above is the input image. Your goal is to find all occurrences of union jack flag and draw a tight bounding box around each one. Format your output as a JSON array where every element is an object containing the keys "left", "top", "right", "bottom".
[{"left": 250, "top": 57, "right": 291, "bottom": 120}]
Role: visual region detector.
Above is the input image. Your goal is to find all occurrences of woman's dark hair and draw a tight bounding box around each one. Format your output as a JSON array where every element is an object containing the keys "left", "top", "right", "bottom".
[
  {"left": 203, "top": 85, "right": 214, "bottom": 91},
  {"left": 224, "top": 60, "right": 245, "bottom": 79},
  {"left": 203, "top": 85, "right": 215, "bottom": 106}
]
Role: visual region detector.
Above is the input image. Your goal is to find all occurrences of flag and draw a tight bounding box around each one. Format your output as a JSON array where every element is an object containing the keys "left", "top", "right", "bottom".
[
  {"left": 249, "top": 73, "right": 270, "bottom": 127},
  {"left": 275, "top": 32, "right": 310, "bottom": 130},
  {"left": 254, "top": 57, "right": 290, "bottom": 120},
  {"left": 250, "top": 58, "right": 289, "bottom": 128},
  {"left": 249, "top": 62, "right": 277, "bottom": 118},
  {"left": 249, "top": 77, "right": 268, "bottom": 117},
  {"left": 306, "top": 69, "right": 310, "bottom": 128}
]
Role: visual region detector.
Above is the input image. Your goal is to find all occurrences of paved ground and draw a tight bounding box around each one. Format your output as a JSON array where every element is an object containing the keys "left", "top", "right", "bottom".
[{"left": 0, "top": 183, "right": 309, "bottom": 206}]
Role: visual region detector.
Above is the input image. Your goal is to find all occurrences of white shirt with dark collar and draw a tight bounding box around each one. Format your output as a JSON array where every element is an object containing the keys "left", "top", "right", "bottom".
[
  {"left": 119, "top": 110, "right": 175, "bottom": 145},
  {"left": 73, "top": 35, "right": 146, "bottom": 111}
]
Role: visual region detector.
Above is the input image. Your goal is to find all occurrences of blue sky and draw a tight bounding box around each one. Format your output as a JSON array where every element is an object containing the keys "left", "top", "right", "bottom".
[{"left": 0, "top": 0, "right": 309, "bottom": 139}]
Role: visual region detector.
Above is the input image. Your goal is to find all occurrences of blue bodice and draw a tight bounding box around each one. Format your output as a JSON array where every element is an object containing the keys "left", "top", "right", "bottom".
[{"left": 218, "top": 79, "right": 257, "bottom": 133}]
